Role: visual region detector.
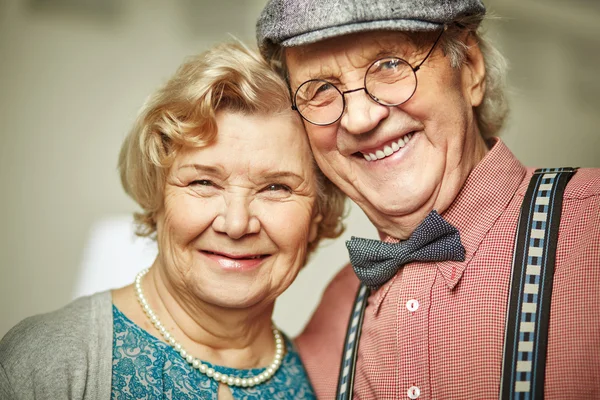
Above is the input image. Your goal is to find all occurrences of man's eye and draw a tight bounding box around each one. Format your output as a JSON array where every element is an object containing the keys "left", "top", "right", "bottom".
[
  {"left": 299, "top": 80, "right": 337, "bottom": 102},
  {"left": 378, "top": 59, "right": 400, "bottom": 70},
  {"left": 315, "top": 82, "right": 333, "bottom": 94}
]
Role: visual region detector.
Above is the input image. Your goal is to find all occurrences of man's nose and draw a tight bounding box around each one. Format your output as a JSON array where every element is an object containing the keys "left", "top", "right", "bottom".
[
  {"left": 339, "top": 88, "right": 390, "bottom": 135},
  {"left": 212, "top": 196, "right": 260, "bottom": 240}
]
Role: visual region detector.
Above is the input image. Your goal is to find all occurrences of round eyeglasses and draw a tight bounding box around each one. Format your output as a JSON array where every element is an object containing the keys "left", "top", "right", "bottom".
[{"left": 291, "top": 26, "right": 446, "bottom": 126}]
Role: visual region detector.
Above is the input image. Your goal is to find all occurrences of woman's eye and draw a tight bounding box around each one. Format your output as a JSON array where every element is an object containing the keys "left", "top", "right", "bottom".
[
  {"left": 263, "top": 183, "right": 291, "bottom": 192},
  {"left": 190, "top": 179, "right": 213, "bottom": 187}
]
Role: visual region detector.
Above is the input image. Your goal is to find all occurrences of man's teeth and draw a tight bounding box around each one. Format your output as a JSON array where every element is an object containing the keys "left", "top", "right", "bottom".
[{"left": 363, "top": 133, "right": 414, "bottom": 161}]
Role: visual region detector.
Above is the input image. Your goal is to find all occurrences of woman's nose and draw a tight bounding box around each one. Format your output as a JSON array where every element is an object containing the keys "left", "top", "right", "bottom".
[
  {"left": 339, "top": 89, "right": 390, "bottom": 135},
  {"left": 212, "top": 196, "right": 260, "bottom": 239}
]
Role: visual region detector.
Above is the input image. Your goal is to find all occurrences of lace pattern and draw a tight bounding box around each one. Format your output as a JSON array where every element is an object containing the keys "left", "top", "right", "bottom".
[{"left": 111, "top": 305, "right": 316, "bottom": 399}]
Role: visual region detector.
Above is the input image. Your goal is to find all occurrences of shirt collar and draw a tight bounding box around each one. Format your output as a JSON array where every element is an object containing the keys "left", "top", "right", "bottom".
[{"left": 371, "top": 138, "right": 526, "bottom": 314}]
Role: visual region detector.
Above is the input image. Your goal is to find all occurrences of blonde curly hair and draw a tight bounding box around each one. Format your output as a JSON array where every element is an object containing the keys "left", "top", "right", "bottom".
[{"left": 118, "top": 41, "right": 346, "bottom": 255}]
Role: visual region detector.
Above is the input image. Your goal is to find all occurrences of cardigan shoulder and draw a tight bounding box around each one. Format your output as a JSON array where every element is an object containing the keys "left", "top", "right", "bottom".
[{"left": 0, "top": 291, "right": 113, "bottom": 400}]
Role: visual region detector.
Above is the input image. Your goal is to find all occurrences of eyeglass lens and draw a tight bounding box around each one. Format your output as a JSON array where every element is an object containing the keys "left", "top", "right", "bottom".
[{"left": 294, "top": 57, "right": 417, "bottom": 125}]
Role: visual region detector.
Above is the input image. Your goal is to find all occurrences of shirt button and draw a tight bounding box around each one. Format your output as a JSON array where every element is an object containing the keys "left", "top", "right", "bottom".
[
  {"left": 406, "top": 299, "right": 419, "bottom": 312},
  {"left": 407, "top": 386, "right": 421, "bottom": 399}
]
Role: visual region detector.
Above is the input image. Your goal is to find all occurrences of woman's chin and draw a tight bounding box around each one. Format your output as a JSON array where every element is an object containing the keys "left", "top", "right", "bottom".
[{"left": 198, "top": 287, "right": 273, "bottom": 311}]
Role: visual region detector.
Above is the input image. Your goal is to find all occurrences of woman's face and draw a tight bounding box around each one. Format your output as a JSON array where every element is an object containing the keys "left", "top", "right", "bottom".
[{"left": 155, "top": 111, "right": 321, "bottom": 310}]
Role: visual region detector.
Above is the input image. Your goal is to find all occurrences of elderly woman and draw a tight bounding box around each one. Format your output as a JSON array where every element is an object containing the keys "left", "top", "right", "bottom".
[{"left": 0, "top": 42, "right": 345, "bottom": 399}]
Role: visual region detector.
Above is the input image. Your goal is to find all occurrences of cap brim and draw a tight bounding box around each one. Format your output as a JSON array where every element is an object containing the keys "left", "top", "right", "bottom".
[{"left": 280, "top": 19, "right": 443, "bottom": 47}]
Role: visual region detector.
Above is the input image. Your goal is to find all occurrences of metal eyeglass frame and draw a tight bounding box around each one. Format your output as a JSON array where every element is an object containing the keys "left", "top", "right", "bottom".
[{"left": 291, "top": 25, "right": 448, "bottom": 126}]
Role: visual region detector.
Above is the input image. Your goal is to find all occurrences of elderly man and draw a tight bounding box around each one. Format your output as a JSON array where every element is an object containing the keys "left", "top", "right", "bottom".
[{"left": 257, "top": 0, "right": 600, "bottom": 399}]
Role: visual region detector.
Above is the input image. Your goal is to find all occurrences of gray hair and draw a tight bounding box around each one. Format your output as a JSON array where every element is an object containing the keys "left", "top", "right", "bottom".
[{"left": 440, "top": 15, "right": 509, "bottom": 139}]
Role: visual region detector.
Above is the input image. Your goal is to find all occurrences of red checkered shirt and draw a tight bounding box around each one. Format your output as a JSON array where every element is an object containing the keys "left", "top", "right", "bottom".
[{"left": 296, "top": 139, "right": 600, "bottom": 399}]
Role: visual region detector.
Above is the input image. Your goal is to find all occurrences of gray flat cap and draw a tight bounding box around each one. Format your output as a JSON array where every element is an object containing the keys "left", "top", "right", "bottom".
[{"left": 257, "top": 0, "right": 486, "bottom": 55}]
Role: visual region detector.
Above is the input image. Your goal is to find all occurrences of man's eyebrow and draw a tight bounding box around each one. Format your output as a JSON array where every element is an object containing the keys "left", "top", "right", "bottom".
[
  {"left": 373, "top": 49, "right": 400, "bottom": 59},
  {"left": 304, "top": 66, "right": 341, "bottom": 82},
  {"left": 371, "top": 44, "right": 415, "bottom": 61}
]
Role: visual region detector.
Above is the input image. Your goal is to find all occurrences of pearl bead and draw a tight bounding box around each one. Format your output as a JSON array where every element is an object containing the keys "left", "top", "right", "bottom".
[{"left": 134, "top": 268, "right": 284, "bottom": 388}]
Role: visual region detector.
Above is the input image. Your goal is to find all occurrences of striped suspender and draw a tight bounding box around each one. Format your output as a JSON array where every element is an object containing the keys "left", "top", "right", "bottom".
[
  {"left": 500, "top": 167, "right": 576, "bottom": 400},
  {"left": 336, "top": 284, "right": 370, "bottom": 400},
  {"left": 336, "top": 167, "right": 576, "bottom": 400}
]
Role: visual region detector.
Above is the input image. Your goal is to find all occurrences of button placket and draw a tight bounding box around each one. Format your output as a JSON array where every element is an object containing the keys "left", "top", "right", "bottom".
[{"left": 397, "top": 264, "right": 436, "bottom": 399}]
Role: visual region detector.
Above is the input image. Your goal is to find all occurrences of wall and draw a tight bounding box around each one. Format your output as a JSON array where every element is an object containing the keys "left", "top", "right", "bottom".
[{"left": 1, "top": 0, "right": 599, "bottom": 339}]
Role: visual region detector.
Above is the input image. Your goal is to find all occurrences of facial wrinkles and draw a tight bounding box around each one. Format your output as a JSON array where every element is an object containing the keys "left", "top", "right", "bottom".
[
  {"left": 153, "top": 257, "right": 266, "bottom": 346},
  {"left": 412, "top": 64, "right": 482, "bottom": 215},
  {"left": 235, "top": 136, "right": 316, "bottom": 198},
  {"left": 296, "top": 34, "right": 417, "bottom": 82},
  {"left": 157, "top": 196, "right": 194, "bottom": 282},
  {"left": 290, "top": 48, "right": 361, "bottom": 90},
  {"left": 425, "top": 79, "right": 471, "bottom": 166},
  {"left": 160, "top": 184, "right": 264, "bottom": 302},
  {"left": 172, "top": 157, "right": 314, "bottom": 199}
]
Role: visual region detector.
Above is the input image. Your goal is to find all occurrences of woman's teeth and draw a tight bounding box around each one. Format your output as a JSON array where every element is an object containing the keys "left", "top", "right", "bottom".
[
  {"left": 205, "top": 251, "right": 264, "bottom": 260},
  {"left": 363, "top": 132, "right": 414, "bottom": 161}
]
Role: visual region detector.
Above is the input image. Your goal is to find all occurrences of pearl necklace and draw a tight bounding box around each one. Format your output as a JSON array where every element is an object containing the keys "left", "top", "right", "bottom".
[{"left": 134, "top": 268, "right": 285, "bottom": 388}]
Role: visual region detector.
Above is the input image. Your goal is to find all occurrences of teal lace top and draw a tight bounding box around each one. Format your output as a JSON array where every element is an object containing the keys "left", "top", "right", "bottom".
[{"left": 111, "top": 306, "right": 316, "bottom": 399}]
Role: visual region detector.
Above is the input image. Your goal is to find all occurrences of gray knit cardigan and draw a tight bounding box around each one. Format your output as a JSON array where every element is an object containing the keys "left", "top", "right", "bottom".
[{"left": 0, "top": 291, "right": 113, "bottom": 399}]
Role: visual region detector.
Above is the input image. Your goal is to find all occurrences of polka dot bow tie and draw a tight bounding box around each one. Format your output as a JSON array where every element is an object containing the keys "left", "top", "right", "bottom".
[{"left": 346, "top": 210, "right": 466, "bottom": 288}]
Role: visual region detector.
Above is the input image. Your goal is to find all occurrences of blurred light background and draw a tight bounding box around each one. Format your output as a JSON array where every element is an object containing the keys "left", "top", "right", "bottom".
[{"left": 1, "top": 0, "right": 599, "bottom": 339}]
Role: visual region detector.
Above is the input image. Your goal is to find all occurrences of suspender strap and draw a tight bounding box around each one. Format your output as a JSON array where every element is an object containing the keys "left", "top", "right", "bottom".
[
  {"left": 336, "top": 168, "right": 576, "bottom": 399},
  {"left": 500, "top": 167, "right": 576, "bottom": 400},
  {"left": 336, "top": 284, "right": 370, "bottom": 400}
]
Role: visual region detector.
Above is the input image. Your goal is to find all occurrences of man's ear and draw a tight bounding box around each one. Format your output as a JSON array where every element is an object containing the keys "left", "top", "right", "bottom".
[{"left": 462, "top": 33, "right": 486, "bottom": 107}]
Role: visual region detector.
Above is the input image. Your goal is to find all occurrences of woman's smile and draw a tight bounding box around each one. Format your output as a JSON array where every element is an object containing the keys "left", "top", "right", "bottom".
[{"left": 200, "top": 249, "right": 272, "bottom": 272}]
